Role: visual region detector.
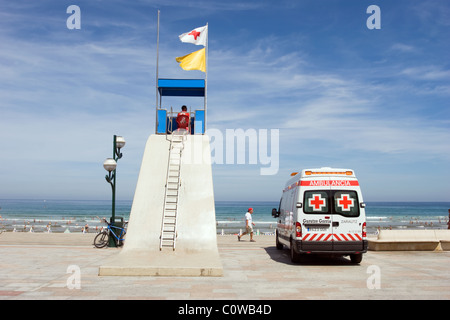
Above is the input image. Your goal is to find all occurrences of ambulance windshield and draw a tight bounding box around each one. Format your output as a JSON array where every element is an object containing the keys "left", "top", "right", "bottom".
[{"left": 304, "top": 190, "right": 360, "bottom": 217}]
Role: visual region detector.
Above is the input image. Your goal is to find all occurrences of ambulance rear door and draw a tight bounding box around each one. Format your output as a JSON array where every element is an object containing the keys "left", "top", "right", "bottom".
[
  {"left": 330, "top": 182, "right": 365, "bottom": 252},
  {"left": 301, "top": 178, "right": 333, "bottom": 252}
]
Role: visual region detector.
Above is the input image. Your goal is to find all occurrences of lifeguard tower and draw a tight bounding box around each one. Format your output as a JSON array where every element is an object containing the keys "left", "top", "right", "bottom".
[
  {"left": 99, "top": 13, "right": 222, "bottom": 276},
  {"left": 156, "top": 78, "right": 206, "bottom": 135}
]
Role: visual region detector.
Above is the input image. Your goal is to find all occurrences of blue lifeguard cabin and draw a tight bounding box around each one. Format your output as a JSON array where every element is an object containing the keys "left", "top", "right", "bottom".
[{"left": 156, "top": 78, "right": 206, "bottom": 135}]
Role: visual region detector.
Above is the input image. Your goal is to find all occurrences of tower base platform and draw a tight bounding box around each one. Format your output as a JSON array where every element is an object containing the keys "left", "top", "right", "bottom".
[{"left": 99, "top": 249, "right": 223, "bottom": 276}]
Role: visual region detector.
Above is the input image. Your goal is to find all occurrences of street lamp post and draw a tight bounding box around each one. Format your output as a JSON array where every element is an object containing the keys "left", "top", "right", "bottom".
[{"left": 103, "top": 135, "right": 125, "bottom": 247}]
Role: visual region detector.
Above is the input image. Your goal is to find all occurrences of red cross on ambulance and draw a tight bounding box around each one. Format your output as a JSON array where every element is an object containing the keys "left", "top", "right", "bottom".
[
  {"left": 309, "top": 194, "right": 326, "bottom": 211},
  {"left": 337, "top": 194, "right": 354, "bottom": 211}
]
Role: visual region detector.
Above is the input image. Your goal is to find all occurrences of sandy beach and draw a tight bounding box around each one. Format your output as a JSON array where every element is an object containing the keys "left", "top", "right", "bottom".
[
  {"left": 1, "top": 200, "right": 448, "bottom": 237},
  {"left": 2, "top": 216, "right": 448, "bottom": 236}
]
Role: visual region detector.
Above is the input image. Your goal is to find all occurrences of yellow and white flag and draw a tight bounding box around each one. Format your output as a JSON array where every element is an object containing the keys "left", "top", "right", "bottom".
[{"left": 175, "top": 48, "right": 206, "bottom": 72}]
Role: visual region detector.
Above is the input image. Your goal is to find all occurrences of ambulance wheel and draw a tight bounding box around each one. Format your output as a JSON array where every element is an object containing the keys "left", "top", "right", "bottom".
[
  {"left": 275, "top": 231, "right": 283, "bottom": 250},
  {"left": 290, "top": 241, "right": 301, "bottom": 263},
  {"left": 350, "top": 253, "right": 363, "bottom": 264}
]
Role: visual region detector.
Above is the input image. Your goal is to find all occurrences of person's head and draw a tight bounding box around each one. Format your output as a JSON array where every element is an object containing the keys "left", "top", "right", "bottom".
[
  {"left": 182, "top": 105, "right": 187, "bottom": 111},
  {"left": 248, "top": 208, "right": 253, "bottom": 214}
]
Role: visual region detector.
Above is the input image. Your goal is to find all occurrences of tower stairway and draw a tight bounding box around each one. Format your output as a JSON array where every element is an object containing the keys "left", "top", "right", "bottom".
[{"left": 159, "top": 133, "right": 185, "bottom": 250}]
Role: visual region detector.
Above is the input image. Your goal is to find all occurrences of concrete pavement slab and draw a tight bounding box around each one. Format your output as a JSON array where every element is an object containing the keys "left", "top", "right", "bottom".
[{"left": 0, "top": 233, "right": 449, "bottom": 300}]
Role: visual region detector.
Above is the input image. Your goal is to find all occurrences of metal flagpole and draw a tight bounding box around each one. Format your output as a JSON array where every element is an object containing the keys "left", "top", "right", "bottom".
[{"left": 155, "top": 10, "right": 160, "bottom": 134}]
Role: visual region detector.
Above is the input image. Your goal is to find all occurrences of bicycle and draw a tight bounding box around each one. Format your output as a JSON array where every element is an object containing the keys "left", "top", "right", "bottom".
[{"left": 94, "top": 219, "right": 127, "bottom": 248}]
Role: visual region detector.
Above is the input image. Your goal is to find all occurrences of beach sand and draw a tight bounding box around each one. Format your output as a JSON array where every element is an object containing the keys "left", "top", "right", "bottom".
[{"left": 2, "top": 216, "right": 447, "bottom": 236}]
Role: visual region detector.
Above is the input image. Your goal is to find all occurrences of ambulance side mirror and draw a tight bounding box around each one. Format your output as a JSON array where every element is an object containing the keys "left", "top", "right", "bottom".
[
  {"left": 272, "top": 208, "right": 279, "bottom": 218},
  {"left": 296, "top": 202, "right": 302, "bottom": 208},
  {"left": 360, "top": 202, "right": 366, "bottom": 208}
]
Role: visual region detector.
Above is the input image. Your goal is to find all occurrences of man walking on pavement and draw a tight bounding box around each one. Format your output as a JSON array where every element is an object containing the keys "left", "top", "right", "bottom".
[{"left": 238, "top": 208, "right": 255, "bottom": 242}]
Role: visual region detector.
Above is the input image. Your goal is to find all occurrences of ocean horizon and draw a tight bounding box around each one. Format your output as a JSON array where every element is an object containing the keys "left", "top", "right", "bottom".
[{"left": 0, "top": 199, "right": 449, "bottom": 235}]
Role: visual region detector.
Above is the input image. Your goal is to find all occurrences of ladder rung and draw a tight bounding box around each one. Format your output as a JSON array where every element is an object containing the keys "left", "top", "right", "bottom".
[{"left": 163, "top": 223, "right": 175, "bottom": 227}]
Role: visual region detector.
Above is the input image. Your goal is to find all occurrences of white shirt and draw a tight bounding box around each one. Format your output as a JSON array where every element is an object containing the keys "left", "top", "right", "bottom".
[{"left": 245, "top": 212, "right": 252, "bottom": 225}]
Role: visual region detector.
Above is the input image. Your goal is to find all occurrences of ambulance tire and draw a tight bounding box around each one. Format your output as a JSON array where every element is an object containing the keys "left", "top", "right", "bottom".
[
  {"left": 275, "top": 231, "right": 283, "bottom": 250},
  {"left": 350, "top": 253, "right": 363, "bottom": 264},
  {"left": 290, "top": 241, "right": 302, "bottom": 263}
]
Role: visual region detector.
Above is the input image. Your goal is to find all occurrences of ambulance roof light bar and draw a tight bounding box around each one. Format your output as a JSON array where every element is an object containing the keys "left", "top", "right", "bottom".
[
  {"left": 304, "top": 171, "right": 353, "bottom": 175},
  {"left": 301, "top": 168, "right": 354, "bottom": 177}
]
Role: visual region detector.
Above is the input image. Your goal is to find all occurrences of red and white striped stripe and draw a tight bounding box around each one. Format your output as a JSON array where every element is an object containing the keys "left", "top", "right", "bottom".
[{"left": 302, "top": 233, "right": 362, "bottom": 241}]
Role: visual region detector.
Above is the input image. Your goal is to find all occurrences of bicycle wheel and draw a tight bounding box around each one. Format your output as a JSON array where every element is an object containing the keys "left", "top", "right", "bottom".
[{"left": 94, "top": 231, "right": 109, "bottom": 248}]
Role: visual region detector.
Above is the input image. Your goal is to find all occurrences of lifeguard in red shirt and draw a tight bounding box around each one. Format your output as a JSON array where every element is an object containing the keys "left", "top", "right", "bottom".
[{"left": 176, "top": 105, "right": 190, "bottom": 131}]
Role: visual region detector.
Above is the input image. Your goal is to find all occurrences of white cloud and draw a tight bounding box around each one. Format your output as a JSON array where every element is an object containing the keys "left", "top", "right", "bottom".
[
  {"left": 390, "top": 43, "right": 417, "bottom": 53},
  {"left": 401, "top": 66, "right": 450, "bottom": 81}
]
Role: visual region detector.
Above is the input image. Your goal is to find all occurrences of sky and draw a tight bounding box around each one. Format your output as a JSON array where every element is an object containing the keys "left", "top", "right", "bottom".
[{"left": 0, "top": 0, "right": 449, "bottom": 202}]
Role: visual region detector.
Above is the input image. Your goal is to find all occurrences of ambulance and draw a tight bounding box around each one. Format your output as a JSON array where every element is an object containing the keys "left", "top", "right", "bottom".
[{"left": 272, "top": 167, "right": 368, "bottom": 263}]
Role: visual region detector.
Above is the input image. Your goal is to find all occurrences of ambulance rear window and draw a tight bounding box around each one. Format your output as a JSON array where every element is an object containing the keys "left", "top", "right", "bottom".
[
  {"left": 303, "top": 190, "right": 360, "bottom": 217},
  {"left": 334, "top": 191, "right": 359, "bottom": 217},
  {"left": 304, "top": 191, "right": 329, "bottom": 213}
]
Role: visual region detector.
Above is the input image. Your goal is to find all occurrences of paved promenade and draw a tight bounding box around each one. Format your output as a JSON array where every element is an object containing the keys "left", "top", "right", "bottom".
[{"left": 0, "top": 233, "right": 449, "bottom": 300}]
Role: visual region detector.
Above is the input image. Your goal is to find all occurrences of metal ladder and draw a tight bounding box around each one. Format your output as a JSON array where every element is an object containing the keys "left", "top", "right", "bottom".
[{"left": 159, "top": 132, "right": 185, "bottom": 250}]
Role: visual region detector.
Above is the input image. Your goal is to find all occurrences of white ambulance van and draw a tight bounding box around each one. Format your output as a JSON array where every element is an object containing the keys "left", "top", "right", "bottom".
[{"left": 272, "top": 167, "right": 368, "bottom": 263}]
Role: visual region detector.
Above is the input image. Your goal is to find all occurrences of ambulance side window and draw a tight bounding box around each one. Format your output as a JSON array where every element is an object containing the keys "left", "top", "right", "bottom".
[
  {"left": 333, "top": 191, "right": 359, "bottom": 217},
  {"left": 280, "top": 192, "right": 288, "bottom": 215},
  {"left": 304, "top": 191, "right": 329, "bottom": 214}
]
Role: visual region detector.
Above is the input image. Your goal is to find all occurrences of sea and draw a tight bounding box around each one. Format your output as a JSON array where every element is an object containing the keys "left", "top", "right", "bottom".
[{"left": 0, "top": 199, "right": 449, "bottom": 236}]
